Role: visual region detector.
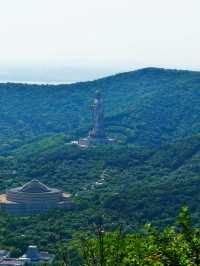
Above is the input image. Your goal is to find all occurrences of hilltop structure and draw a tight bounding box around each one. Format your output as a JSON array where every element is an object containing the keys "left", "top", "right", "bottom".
[
  {"left": 0, "top": 179, "right": 72, "bottom": 215},
  {"left": 78, "top": 90, "right": 114, "bottom": 147}
]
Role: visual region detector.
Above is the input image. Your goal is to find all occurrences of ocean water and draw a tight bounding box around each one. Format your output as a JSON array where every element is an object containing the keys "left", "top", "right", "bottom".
[{"left": 0, "top": 80, "right": 76, "bottom": 85}]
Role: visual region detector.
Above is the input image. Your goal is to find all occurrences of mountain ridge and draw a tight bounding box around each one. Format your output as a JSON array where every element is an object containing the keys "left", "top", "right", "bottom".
[{"left": 1, "top": 67, "right": 200, "bottom": 151}]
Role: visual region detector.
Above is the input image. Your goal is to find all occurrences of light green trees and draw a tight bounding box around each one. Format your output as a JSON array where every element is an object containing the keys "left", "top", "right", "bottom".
[{"left": 79, "top": 207, "right": 200, "bottom": 266}]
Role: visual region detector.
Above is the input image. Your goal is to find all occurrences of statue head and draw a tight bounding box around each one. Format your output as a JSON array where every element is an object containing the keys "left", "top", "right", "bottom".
[{"left": 95, "top": 90, "right": 101, "bottom": 99}]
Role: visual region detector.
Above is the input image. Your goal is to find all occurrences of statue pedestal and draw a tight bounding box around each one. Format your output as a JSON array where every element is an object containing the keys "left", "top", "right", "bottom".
[{"left": 78, "top": 135, "right": 114, "bottom": 147}]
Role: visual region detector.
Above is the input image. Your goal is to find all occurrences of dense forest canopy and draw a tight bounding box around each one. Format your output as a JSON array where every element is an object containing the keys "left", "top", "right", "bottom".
[
  {"left": 1, "top": 67, "right": 200, "bottom": 152},
  {"left": 0, "top": 67, "right": 199, "bottom": 265}
]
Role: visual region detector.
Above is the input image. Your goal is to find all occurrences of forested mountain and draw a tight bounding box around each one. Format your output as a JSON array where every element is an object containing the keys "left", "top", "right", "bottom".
[
  {"left": 1, "top": 133, "right": 200, "bottom": 224},
  {"left": 0, "top": 68, "right": 200, "bottom": 263},
  {"left": 1, "top": 67, "right": 200, "bottom": 152},
  {"left": 0, "top": 133, "right": 199, "bottom": 259}
]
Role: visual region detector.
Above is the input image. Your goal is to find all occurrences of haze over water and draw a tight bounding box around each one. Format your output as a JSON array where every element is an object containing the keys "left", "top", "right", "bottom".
[{"left": 0, "top": 0, "right": 200, "bottom": 83}]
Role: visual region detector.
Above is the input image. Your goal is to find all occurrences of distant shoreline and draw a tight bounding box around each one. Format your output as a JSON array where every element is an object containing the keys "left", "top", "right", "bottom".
[{"left": 0, "top": 80, "right": 76, "bottom": 85}]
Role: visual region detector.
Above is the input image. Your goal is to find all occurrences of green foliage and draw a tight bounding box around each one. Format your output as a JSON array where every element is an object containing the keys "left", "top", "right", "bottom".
[
  {"left": 2, "top": 68, "right": 200, "bottom": 152},
  {"left": 0, "top": 68, "right": 200, "bottom": 264},
  {"left": 80, "top": 208, "right": 200, "bottom": 266},
  {"left": 0, "top": 134, "right": 199, "bottom": 261}
]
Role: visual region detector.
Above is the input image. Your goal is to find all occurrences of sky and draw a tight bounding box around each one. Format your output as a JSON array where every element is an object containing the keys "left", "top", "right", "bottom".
[{"left": 0, "top": 0, "right": 200, "bottom": 83}]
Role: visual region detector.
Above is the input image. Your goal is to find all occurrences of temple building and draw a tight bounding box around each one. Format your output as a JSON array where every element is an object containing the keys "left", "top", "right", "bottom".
[
  {"left": 78, "top": 90, "right": 114, "bottom": 147},
  {"left": 0, "top": 245, "right": 54, "bottom": 265},
  {"left": 20, "top": 245, "right": 55, "bottom": 264},
  {"left": 0, "top": 179, "right": 72, "bottom": 215}
]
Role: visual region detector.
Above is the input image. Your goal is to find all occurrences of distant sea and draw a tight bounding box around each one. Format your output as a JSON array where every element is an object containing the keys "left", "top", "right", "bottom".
[{"left": 0, "top": 80, "right": 77, "bottom": 85}]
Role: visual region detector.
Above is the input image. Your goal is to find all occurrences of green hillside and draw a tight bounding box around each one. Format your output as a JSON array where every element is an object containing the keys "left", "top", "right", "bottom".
[
  {"left": 1, "top": 67, "right": 200, "bottom": 152},
  {"left": 1, "top": 133, "right": 200, "bottom": 224},
  {"left": 0, "top": 68, "right": 200, "bottom": 261},
  {"left": 0, "top": 134, "right": 199, "bottom": 257}
]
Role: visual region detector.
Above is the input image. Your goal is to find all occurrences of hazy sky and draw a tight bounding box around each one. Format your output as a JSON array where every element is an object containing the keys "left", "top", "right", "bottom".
[{"left": 0, "top": 0, "right": 200, "bottom": 82}]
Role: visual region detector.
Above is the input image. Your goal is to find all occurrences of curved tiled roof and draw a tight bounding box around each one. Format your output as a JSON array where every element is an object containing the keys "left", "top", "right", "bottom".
[{"left": 20, "top": 179, "right": 51, "bottom": 193}]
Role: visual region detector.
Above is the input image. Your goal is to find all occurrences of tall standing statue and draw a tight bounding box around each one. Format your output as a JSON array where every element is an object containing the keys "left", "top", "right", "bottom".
[
  {"left": 77, "top": 90, "right": 113, "bottom": 147},
  {"left": 89, "top": 90, "right": 105, "bottom": 139}
]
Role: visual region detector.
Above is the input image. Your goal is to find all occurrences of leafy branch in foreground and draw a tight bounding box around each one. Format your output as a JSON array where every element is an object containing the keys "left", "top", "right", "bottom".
[{"left": 78, "top": 207, "right": 200, "bottom": 266}]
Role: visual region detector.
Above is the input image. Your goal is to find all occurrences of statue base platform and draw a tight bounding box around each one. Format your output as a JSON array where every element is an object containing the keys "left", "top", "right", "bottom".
[{"left": 78, "top": 136, "right": 114, "bottom": 147}]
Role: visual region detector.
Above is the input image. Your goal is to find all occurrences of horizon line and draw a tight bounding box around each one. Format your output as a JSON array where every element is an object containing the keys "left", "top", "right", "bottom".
[{"left": 0, "top": 66, "right": 199, "bottom": 86}]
